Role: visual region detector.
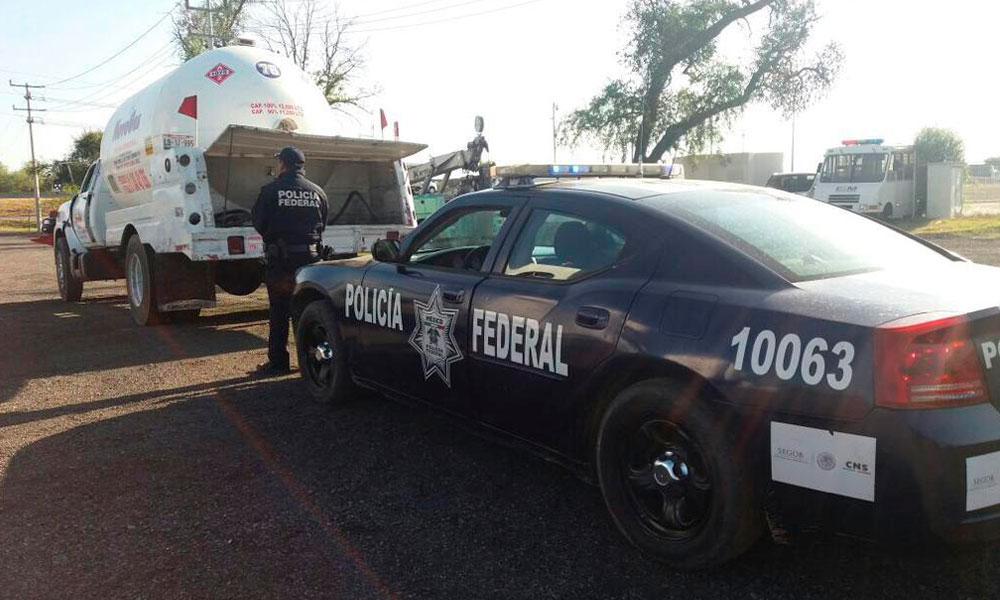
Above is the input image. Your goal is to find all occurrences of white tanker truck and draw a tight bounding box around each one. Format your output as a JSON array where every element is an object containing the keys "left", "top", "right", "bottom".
[{"left": 54, "top": 44, "right": 425, "bottom": 325}]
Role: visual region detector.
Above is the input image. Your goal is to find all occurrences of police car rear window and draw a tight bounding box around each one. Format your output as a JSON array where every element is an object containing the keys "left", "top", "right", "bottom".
[{"left": 654, "top": 190, "right": 952, "bottom": 282}]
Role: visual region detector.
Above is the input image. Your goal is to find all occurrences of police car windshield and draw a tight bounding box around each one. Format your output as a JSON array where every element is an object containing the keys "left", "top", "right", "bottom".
[{"left": 656, "top": 190, "right": 952, "bottom": 282}]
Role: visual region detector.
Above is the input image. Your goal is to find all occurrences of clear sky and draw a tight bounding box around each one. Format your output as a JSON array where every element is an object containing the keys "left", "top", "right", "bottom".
[{"left": 1, "top": 0, "right": 998, "bottom": 173}]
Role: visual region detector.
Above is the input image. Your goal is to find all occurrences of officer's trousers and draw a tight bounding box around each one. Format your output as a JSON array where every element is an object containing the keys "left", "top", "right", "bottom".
[{"left": 265, "top": 251, "right": 319, "bottom": 367}]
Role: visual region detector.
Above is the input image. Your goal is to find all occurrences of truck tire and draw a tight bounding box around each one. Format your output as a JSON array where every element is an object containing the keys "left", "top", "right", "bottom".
[
  {"left": 595, "top": 378, "right": 763, "bottom": 569},
  {"left": 215, "top": 259, "right": 264, "bottom": 296},
  {"left": 55, "top": 235, "right": 83, "bottom": 302},
  {"left": 295, "top": 300, "right": 353, "bottom": 404},
  {"left": 125, "top": 235, "right": 165, "bottom": 326}
]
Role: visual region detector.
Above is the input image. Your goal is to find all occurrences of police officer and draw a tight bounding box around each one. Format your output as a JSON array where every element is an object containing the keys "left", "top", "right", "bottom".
[{"left": 251, "top": 146, "right": 329, "bottom": 376}]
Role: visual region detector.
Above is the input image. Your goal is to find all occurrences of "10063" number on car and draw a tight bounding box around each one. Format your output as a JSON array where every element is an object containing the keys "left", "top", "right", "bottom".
[{"left": 730, "top": 327, "right": 855, "bottom": 391}]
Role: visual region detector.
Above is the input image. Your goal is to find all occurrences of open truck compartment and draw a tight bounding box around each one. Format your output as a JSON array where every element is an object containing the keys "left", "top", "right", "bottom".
[{"left": 203, "top": 126, "right": 426, "bottom": 228}]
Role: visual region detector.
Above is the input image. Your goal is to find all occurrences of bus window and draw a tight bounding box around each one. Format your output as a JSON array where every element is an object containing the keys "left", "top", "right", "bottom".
[
  {"left": 850, "top": 153, "right": 888, "bottom": 183},
  {"left": 891, "top": 152, "right": 914, "bottom": 181},
  {"left": 821, "top": 155, "right": 852, "bottom": 183}
]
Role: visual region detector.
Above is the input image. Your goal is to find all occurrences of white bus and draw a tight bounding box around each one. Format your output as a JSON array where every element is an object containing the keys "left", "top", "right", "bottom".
[{"left": 812, "top": 139, "right": 916, "bottom": 219}]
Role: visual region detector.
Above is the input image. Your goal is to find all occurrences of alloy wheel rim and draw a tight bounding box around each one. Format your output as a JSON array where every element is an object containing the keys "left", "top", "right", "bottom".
[
  {"left": 56, "top": 246, "right": 66, "bottom": 292},
  {"left": 306, "top": 323, "right": 334, "bottom": 388},
  {"left": 127, "top": 253, "right": 143, "bottom": 307},
  {"left": 621, "top": 419, "right": 713, "bottom": 539}
]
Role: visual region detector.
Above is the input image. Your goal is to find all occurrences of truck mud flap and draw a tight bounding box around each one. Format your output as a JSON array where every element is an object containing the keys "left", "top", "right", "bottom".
[{"left": 154, "top": 253, "right": 217, "bottom": 312}]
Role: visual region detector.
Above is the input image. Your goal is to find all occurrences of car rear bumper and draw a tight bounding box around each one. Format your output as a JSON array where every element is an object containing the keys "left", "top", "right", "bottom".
[{"left": 768, "top": 402, "right": 1000, "bottom": 543}]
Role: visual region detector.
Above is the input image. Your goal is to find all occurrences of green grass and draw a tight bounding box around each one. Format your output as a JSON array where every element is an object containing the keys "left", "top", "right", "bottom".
[
  {"left": 0, "top": 197, "right": 64, "bottom": 231},
  {"left": 903, "top": 216, "right": 1000, "bottom": 238}
]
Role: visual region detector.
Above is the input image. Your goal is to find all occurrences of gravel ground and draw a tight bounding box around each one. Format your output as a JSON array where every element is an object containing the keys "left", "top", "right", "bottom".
[{"left": 5, "top": 232, "right": 1000, "bottom": 599}]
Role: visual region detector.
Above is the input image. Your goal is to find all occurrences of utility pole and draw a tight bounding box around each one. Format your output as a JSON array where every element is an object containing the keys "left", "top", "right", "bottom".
[
  {"left": 551, "top": 102, "right": 558, "bottom": 163},
  {"left": 10, "top": 80, "right": 46, "bottom": 231},
  {"left": 790, "top": 113, "right": 796, "bottom": 172},
  {"left": 186, "top": 0, "right": 223, "bottom": 47}
]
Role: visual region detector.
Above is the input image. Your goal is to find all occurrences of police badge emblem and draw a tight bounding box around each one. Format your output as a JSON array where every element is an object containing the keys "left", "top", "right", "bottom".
[{"left": 408, "top": 286, "right": 464, "bottom": 386}]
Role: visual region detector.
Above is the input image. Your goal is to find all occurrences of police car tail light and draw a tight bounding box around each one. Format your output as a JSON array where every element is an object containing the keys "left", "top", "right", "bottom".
[{"left": 875, "top": 314, "right": 987, "bottom": 409}]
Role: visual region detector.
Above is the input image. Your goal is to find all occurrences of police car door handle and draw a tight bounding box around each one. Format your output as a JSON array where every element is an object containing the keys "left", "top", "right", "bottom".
[
  {"left": 576, "top": 306, "right": 610, "bottom": 330},
  {"left": 442, "top": 288, "right": 464, "bottom": 304}
]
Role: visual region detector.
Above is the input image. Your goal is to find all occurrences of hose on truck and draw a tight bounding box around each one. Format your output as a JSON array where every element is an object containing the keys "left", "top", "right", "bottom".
[{"left": 329, "top": 190, "right": 377, "bottom": 224}]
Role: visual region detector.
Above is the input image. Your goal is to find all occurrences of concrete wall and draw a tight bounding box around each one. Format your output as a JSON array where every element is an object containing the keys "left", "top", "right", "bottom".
[{"left": 676, "top": 152, "right": 784, "bottom": 187}]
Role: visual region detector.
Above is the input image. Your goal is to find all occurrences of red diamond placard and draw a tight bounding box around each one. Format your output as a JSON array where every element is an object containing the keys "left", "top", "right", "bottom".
[{"left": 205, "top": 63, "right": 235, "bottom": 85}]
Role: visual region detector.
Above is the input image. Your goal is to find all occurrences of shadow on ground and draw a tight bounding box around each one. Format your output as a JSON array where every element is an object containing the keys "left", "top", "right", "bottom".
[
  {"left": 0, "top": 295, "right": 267, "bottom": 400},
  {"left": 2, "top": 377, "right": 1000, "bottom": 599}
]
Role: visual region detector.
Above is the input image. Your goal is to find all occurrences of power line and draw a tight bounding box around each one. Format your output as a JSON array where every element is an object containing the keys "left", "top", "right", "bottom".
[
  {"left": 45, "top": 1, "right": 181, "bottom": 87},
  {"left": 45, "top": 45, "right": 177, "bottom": 111},
  {"left": 345, "top": 0, "right": 547, "bottom": 33}
]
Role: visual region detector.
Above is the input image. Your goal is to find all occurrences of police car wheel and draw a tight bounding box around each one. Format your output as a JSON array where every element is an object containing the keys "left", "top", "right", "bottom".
[
  {"left": 125, "top": 235, "right": 165, "bottom": 326},
  {"left": 55, "top": 235, "right": 82, "bottom": 302},
  {"left": 296, "top": 300, "right": 352, "bottom": 404},
  {"left": 596, "top": 378, "right": 763, "bottom": 569}
]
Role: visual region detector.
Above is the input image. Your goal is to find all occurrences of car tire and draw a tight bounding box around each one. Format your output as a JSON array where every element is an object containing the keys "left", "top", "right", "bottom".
[
  {"left": 596, "top": 378, "right": 763, "bottom": 569},
  {"left": 55, "top": 235, "right": 83, "bottom": 302},
  {"left": 881, "top": 203, "right": 893, "bottom": 220},
  {"left": 125, "top": 235, "right": 165, "bottom": 326},
  {"left": 295, "top": 300, "right": 353, "bottom": 404}
]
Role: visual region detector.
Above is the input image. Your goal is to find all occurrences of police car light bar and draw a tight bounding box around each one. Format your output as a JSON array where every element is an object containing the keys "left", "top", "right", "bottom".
[
  {"left": 842, "top": 138, "right": 885, "bottom": 146},
  {"left": 494, "top": 163, "right": 675, "bottom": 179}
]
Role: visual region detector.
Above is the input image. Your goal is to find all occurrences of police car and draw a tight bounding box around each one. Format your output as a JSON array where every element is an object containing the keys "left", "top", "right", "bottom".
[{"left": 290, "top": 164, "right": 1000, "bottom": 569}]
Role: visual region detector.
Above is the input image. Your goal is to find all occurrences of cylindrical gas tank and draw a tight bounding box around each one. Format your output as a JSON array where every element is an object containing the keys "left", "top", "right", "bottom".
[{"left": 98, "top": 45, "right": 338, "bottom": 211}]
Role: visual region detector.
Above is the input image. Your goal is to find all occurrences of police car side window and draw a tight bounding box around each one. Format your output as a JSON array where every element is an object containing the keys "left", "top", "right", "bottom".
[
  {"left": 408, "top": 207, "right": 509, "bottom": 270},
  {"left": 504, "top": 210, "right": 628, "bottom": 281}
]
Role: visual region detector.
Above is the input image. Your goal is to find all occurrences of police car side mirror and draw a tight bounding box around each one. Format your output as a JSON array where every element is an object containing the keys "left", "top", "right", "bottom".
[{"left": 372, "top": 239, "right": 401, "bottom": 263}]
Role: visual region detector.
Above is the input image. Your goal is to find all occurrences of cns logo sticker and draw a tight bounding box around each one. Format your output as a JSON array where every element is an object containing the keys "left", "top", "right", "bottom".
[
  {"left": 409, "top": 286, "right": 463, "bottom": 387},
  {"left": 256, "top": 61, "right": 281, "bottom": 78}
]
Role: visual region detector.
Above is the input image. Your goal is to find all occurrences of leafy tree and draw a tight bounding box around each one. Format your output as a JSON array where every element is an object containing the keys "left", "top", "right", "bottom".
[
  {"left": 562, "top": 0, "right": 842, "bottom": 162},
  {"left": 913, "top": 127, "right": 965, "bottom": 164},
  {"left": 68, "top": 130, "right": 102, "bottom": 165},
  {"left": 984, "top": 156, "right": 1000, "bottom": 168},
  {"left": 173, "top": 0, "right": 250, "bottom": 61}
]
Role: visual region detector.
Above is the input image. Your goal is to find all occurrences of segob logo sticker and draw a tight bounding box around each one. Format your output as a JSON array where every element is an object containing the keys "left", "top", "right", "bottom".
[
  {"left": 256, "top": 61, "right": 281, "bottom": 78},
  {"left": 409, "top": 286, "right": 463, "bottom": 387},
  {"left": 205, "top": 63, "right": 235, "bottom": 85},
  {"left": 816, "top": 452, "right": 836, "bottom": 471}
]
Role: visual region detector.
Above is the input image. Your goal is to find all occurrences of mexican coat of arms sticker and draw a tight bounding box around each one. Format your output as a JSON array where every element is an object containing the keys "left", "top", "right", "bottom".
[{"left": 408, "top": 286, "right": 464, "bottom": 387}]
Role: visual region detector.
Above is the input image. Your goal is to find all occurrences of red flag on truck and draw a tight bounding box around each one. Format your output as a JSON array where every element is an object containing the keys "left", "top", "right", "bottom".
[
  {"left": 178, "top": 95, "right": 198, "bottom": 119},
  {"left": 380, "top": 108, "right": 388, "bottom": 130}
]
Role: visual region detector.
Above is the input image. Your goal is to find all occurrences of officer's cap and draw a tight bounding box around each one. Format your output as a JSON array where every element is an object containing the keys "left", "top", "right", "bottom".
[{"left": 275, "top": 146, "right": 305, "bottom": 166}]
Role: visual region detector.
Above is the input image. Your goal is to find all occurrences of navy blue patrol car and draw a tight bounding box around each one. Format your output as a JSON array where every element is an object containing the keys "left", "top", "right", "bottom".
[{"left": 290, "top": 166, "right": 1000, "bottom": 568}]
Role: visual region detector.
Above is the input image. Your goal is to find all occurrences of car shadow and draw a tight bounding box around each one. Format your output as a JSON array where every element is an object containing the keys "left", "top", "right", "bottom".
[
  {"left": 0, "top": 296, "right": 266, "bottom": 402},
  {"left": 2, "top": 377, "right": 1000, "bottom": 599}
]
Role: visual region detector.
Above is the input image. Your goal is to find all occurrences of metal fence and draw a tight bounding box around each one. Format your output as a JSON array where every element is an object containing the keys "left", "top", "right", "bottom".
[{"left": 964, "top": 176, "right": 1000, "bottom": 204}]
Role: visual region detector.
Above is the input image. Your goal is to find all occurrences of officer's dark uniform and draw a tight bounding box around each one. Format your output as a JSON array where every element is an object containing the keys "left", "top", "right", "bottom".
[{"left": 252, "top": 147, "right": 329, "bottom": 371}]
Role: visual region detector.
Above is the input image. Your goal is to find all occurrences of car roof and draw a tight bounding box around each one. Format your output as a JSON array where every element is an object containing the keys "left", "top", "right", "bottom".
[{"left": 514, "top": 177, "right": 766, "bottom": 201}]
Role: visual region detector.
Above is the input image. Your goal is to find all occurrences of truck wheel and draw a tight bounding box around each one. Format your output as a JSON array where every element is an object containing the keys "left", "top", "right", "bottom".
[
  {"left": 295, "top": 300, "right": 352, "bottom": 404},
  {"left": 125, "top": 235, "right": 164, "bottom": 326},
  {"left": 595, "top": 378, "right": 763, "bottom": 569},
  {"left": 881, "top": 203, "right": 893, "bottom": 220},
  {"left": 55, "top": 235, "right": 83, "bottom": 302}
]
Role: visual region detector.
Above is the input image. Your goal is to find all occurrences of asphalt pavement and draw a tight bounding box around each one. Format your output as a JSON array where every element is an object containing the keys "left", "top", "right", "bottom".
[{"left": 4, "top": 232, "right": 1000, "bottom": 599}]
